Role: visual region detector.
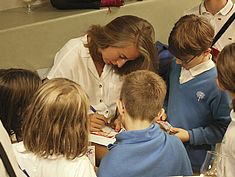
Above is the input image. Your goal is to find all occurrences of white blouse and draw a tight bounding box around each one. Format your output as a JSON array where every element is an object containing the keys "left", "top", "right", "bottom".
[
  {"left": 47, "top": 35, "right": 123, "bottom": 119},
  {"left": 12, "top": 142, "right": 97, "bottom": 177}
]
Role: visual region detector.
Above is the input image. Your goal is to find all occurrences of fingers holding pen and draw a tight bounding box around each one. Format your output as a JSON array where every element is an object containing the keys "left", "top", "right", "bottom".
[{"left": 89, "top": 113, "right": 108, "bottom": 132}]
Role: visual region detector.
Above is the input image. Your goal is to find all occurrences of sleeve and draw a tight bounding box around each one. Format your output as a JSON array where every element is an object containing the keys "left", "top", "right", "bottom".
[
  {"left": 188, "top": 90, "right": 231, "bottom": 145},
  {"left": 47, "top": 39, "right": 81, "bottom": 81}
]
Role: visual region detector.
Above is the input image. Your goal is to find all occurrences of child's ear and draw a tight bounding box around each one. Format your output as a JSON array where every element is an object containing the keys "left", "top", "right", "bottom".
[
  {"left": 204, "top": 48, "right": 212, "bottom": 56},
  {"left": 116, "top": 99, "right": 125, "bottom": 116},
  {"left": 155, "top": 108, "right": 165, "bottom": 121}
]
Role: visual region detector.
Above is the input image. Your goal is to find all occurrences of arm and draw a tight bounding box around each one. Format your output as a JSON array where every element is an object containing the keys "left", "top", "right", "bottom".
[{"left": 181, "top": 91, "right": 231, "bottom": 145}]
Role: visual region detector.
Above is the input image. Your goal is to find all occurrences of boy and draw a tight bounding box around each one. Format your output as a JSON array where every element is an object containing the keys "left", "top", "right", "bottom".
[
  {"left": 97, "top": 70, "right": 193, "bottom": 177},
  {"left": 166, "top": 14, "right": 231, "bottom": 172},
  {"left": 185, "top": 0, "right": 235, "bottom": 52}
]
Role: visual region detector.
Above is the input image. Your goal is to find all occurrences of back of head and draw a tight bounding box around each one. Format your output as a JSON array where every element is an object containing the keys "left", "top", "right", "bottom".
[
  {"left": 22, "top": 78, "right": 89, "bottom": 159},
  {"left": 120, "top": 70, "right": 166, "bottom": 122},
  {"left": 0, "top": 68, "right": 41, "bottom": 141},
  {"left": 217, "top": 43, "right": 235, "bottom": 110},
  {"left": 87, "top": 15, "right": 157, "bottom": 75},
  {"left": 168, "top": 14, "right": 214, "bottom": 60}
]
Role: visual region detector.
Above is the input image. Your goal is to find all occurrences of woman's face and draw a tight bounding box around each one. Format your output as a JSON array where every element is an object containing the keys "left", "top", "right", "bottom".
[{"left": 99, "top": 44, "right": 140, "bottom": 68}]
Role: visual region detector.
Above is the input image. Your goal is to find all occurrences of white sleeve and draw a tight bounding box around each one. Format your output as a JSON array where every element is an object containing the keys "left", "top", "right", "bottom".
[{"left": 47, "top": 39, "right": 81, "bottom": 81}]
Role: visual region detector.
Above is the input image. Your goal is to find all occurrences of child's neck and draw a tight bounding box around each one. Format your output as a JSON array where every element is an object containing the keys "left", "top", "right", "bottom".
[
  {"left": 124, "top": 116, "right": 152, "bottom": 131},
  {"left": 204, "top": 0, "right": 227, "bottom": 15}
]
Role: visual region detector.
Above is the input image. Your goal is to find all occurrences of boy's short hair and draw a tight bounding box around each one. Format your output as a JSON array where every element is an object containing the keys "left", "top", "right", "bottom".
[
  {"left": 168, "top": 14, "right": 214, "bottom": 60},
  {"left": 120, "top": 70, "right": 166, "bottom": 122},
  {"left": 22, "top": 78, "right": 89, "bottom": 160}
]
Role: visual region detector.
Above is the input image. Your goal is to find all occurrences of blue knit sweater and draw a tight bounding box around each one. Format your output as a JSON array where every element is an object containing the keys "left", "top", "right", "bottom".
[
  {"left": 166, "top": 60, "right": 231, "bottom": 172},
  {"left": 97, "top": 124, "right": 193, "bottom": 177}
]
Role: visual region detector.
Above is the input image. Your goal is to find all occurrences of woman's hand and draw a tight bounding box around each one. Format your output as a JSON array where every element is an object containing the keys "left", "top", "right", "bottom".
[
  {"left": 171, "top": 127, "right": 190, "bottom": 143},
  {"left": 89, "top": 113, "right": 108, "bottom": 132}
]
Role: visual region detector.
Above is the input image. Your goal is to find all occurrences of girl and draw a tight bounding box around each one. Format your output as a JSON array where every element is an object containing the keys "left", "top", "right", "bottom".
[
  {"left": 13, "top": 78, "right": 96, "bottom": 177},
  {"left": 0, "top": 68, "right": 41, "bottom": 142},
  {"left": 47, "top": 15, "right": 157, "bottom": 132},
  {"left": 216, "top": 43, "right": 235, "bottom": 177}
]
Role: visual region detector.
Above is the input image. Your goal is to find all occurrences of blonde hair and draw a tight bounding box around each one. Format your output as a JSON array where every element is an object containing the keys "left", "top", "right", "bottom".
[
  {"left": 22, "top": 78, "right": 90, "bottom": 159},
  {"left": 0, "top": 68, "right": 41, "bottom": 142},
  {"left": 86, "top": 15, "right": 158, "bottom": 75},
  {"left": 168, "top": 14, "right": 214, "bottom": 60},
  {"left": 217, "top": 43, "right": 235, "bottom": 110},
  {"left": 120, "top": 70, "right": 166, "bottom": 121}
]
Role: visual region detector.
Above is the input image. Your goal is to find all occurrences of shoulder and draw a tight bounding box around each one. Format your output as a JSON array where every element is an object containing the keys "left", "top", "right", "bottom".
[
  {"left": 184, "top": 4, "right": 200, "bottom": 15},
  {"left": 73, "top": 156, "right": 96, "bottom": 175}
]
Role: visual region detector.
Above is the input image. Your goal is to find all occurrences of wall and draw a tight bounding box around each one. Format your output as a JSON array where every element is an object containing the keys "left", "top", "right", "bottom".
[{"left": 0, "top": 0, "right": 200, "bottom": 71}]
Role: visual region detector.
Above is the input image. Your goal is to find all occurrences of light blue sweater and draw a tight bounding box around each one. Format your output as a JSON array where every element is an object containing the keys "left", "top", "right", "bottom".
[
  {"left": 97, "top": 124, "right": 193, "bottom": 177},
  {"left": 166, "top": 60, "right": 231, "bottom": 172}
]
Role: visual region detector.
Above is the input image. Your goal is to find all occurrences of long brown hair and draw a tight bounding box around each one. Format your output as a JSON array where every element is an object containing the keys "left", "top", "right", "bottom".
[
  {"left": 22, "top": 78, "right": 90, "bottom": 159},
  {"left": 217, "top": 43, "right": 235, "bottom": 110},
  {"left": 86, "top": 15, "right": 158, "bottom": 75},
  {"left": 0, "top": 68, "right": 41, "bottom": 142}
]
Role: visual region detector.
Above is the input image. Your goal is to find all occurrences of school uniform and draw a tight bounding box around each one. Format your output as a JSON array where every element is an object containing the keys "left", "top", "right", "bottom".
[
  {"left": 185, "top": 0, "right": 235, "bottom": 51},
  {"left": 97, "top": 123, "right": 193, "bottom": 177},
  {"left": 47, "top": 35, "right": 123, "bottom": 119},
  {"left": 12, "top": 142, "right": 97, "bottom": 177},
  {"left": 219, "top": 110, "right": 235, "bottom": 177},
  {"left": 166, "top": 59, "right": 231, "bottom": 172}
]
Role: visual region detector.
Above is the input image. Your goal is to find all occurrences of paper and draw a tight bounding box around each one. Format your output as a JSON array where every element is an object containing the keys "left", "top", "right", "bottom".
[{"left": 89, "top": 126, "right": 118, "bottom": 146}]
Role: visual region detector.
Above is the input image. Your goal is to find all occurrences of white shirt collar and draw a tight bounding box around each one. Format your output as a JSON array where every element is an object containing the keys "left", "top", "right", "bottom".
[
  {"left": 179, "top": 57, "right": 215, "bottom": 84},
  {"left": 231, "top": 109, "right": 235, "bottom": 122},
  {"left": 200, "top": 0, "right": 234, "bottom": 16}
]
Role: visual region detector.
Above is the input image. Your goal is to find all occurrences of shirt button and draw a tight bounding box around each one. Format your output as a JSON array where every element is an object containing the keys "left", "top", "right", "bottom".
[
  {"left": 100, "top": 99, "right": 103, "bottom": 103},
  {"left": 99, "top": 84, "right": 102, "bottom": 88}
]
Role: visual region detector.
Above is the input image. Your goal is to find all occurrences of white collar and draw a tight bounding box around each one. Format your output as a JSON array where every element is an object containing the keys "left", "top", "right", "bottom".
[
  {"left": 200, "top": 0, "right": 234, "bottom": 16},
  {"left": 179, "top": 58, "right": 215, "bottom": 84},
  {"left": 231, "top": 109, "right": 235, "bottom": 122}
]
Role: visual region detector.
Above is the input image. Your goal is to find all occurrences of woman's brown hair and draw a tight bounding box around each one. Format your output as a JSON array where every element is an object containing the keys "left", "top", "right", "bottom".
[
  {"left": 86, "top": 15, "right": 158, "bottom": 75},
  {"left": 22, "top": 78, "right": 90, "bottom": 159}
]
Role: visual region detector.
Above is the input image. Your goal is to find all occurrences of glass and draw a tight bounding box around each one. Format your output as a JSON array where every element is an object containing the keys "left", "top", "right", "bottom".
[
  {"left": 179, "top": 55, "right": 197, "bottom": 65},
  {"left": 22, "top": 0, "right": 37, "bottom": 13},
  {"left": 200, "top": 151, "right": 225, "bottom": 177}
]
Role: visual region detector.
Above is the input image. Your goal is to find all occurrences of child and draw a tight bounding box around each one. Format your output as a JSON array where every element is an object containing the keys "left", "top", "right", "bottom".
[
  {"left": 97, "top": 70, "right": 193, "bottom": 177},
  {"left": 216, "top": 43, "right": 235, "bottom": 177},
  {"left": 166, "top": 14, "right": 231, "bottom": 172},
  {"left": 0, "top": 68, "right": 41, "bottom": 142},
  {"left": 12, "top": 78, "right": 97, "bottom": 177},
  {"left": 185, "top": 0, "right": 235, "bottom": 52}
]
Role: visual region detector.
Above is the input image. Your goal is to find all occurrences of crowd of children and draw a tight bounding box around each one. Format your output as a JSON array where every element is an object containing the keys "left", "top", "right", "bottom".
[{"left": 1, "top": 0, "right": 235, "bottom": 176}]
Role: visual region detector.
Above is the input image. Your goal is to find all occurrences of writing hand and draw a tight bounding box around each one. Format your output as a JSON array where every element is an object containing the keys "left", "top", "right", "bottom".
[{"left": 89, "top": 113, "right": 108, "bottom": 132}]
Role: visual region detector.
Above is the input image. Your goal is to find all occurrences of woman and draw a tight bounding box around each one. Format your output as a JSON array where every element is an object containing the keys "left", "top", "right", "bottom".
[{"left": 47, "top": 15, "right": 157, "bottom": 132}]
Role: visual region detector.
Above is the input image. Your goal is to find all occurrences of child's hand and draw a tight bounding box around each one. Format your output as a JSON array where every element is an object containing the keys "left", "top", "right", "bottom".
[
  {"left": 89, "top": 113, "right": 108, "bottom": 132},
  {"left": 110, "top": 115, "right": 122, "bottom": 132},
  {"left": 171, "top": 127, "right": 189, "bottom": 142}
]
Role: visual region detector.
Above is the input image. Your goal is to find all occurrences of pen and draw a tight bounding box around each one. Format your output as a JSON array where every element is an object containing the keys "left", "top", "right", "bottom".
[{"left": 90, "top": 105, "right": 97, "bottom": 113}]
